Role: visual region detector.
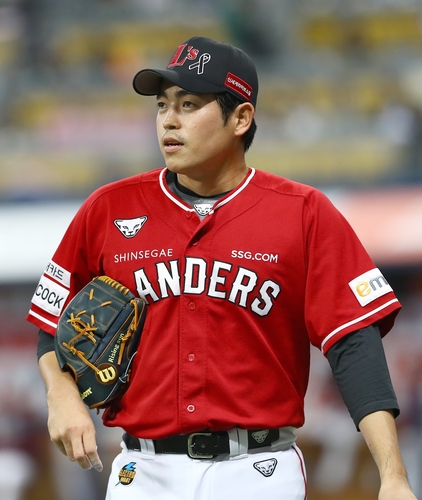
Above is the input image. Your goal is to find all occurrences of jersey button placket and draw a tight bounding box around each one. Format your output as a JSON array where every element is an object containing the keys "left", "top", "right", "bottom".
[
  {"left": 179, "top": 295, "right": 205, "bottom": 428},
  {"left": 179, "top": 229, "right": 207, "bottom": 430}
]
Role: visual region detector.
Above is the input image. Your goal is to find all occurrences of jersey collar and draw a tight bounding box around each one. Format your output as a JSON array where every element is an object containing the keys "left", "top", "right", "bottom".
[{"left": 159, "top": 168, "right": 256, "bottom": 214}]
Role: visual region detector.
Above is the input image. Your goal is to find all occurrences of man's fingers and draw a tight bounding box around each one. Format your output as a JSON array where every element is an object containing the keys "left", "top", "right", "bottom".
[
  {"left": 82, "top": 433, "right": 103, "bottom": 472},
  {"left": 53, "top": 439, "right": 68, "bottom": 457},
  {"left": 71, "top": 443, "right": 101, "bottom": 470},
  {"left": 58, "top": 436, "right": 91, "bottom": 470},
  {"left": 54, "top": 428, "right": 103, "bottom": 471},
  {"left": 85, "top": 452, "right": 104, "bottom": 472}
]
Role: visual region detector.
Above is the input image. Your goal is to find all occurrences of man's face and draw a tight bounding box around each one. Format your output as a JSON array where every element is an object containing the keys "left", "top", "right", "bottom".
[{"left": 155, "top": 83, "right": 238, "bottom": 181}]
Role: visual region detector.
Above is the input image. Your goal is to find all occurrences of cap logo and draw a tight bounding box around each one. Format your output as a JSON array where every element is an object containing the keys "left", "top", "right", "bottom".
[
  {"left": 168, "top": 43, "right": 211, "bottom": 75},
  {"left": 189, "top": 53, "right": 211, "bottom": 74},
  {"left": 225, "top": 72, "right": 252, "bottom": 101},
  {"left": 168, "top": 43, "right": 200, "bottom": 68}
]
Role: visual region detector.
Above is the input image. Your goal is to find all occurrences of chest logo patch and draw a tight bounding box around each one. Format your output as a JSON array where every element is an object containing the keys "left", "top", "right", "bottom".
[
  {"left": 114, "top": 216, "right": 147, "bottom": 238},
  {"left": 253, "top": 458, "right": 277, "bottom": 477}
]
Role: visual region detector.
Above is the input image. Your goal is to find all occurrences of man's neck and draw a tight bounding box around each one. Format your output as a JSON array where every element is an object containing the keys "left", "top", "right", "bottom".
[{"left": 175, "top": 165, "right": 249, "bottom": 197}]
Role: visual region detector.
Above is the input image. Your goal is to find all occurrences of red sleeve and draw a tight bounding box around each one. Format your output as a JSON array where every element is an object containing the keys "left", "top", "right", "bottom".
[
  {"left": 303, "top": 190, "right": 401, "bottom": 354},
  {"left": 26, "top": 197, "right": 101, "bottom": 335}
]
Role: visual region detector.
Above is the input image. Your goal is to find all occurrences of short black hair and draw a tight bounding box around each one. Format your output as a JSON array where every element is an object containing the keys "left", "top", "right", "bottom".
[{"left": 215, "top": 93, "right": 257, "bottom": 152}]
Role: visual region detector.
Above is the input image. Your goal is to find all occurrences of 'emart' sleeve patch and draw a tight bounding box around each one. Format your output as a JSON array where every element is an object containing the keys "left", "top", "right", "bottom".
[{"left": 348, "top": 268, "right": 393, "bottom": 307}]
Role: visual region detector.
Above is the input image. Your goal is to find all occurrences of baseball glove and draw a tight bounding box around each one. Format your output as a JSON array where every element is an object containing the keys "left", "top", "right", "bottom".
[{"left": 54, "top": 276, "right": 146, "bottom": 410}]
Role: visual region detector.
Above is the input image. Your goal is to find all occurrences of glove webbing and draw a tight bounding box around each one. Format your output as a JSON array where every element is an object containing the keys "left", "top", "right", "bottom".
[
  {"left": 61, "top": 298, "right": 141, "bottom": 373},
  {"left": 61, "top": 311, "right": 101, "bottom": 373}
]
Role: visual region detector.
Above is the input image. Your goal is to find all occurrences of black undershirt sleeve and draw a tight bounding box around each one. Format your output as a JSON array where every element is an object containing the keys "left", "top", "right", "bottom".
[
  {"left": 326, "top": 324, "right": 400, "bottom": 430},
  {"left": 37, "top": 329, "right": 55, "bottom": 361}
]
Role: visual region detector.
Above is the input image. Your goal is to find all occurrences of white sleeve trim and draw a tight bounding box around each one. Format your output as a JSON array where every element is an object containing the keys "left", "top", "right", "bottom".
[
  {"left": 28, "top": 310, "right": 58, "bottom": 330},
  {"left": 320, "top": 298, "right": 399, "bottom": 354}
]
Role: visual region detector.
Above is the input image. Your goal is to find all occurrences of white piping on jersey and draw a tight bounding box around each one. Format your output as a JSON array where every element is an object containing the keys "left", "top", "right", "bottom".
[
  {"left": 159, "top": 169, "right": 195, "bottom": 212},
  {"left": 28, "top": 309, "right": 58, "bottom": 329},
  {"left": 320, "top": 298, "right": 399, "bottom": 354},
  {"left": 159, "top": 168, "right": 256, "bottom": 213},
  {"left": 211, "top": 168, "right": 256, "bottom": 213}
]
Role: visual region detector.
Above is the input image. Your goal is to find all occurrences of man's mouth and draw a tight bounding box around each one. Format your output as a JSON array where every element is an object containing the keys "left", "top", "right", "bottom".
[{"left": 163, "top": 137, "right": 184, "bottom": 153}]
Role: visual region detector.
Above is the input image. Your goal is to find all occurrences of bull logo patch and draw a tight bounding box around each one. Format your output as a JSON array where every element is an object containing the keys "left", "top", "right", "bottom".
[
  {"left": 251, "top": 429, "right": 269, "bottom": 444},
  {"left": 114, "top": 217, "right": 147, "bottom": 238},
  {"left": 193, "top": 204, "right": 213, "bottom": 217},
  {"left": 116, "top": 462, "right": 137, "bottom": 486},
  {"left": 253, "top": 458, "right": 277, "bottom": 477}
]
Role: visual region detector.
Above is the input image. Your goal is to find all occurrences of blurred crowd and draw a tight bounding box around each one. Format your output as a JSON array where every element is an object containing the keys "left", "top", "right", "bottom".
[
  {"left": 1, "top": 0, "right": 422, "bottom": 200},
  {"left": 1, "top": 0, "right": 422, "bottom": 498}
]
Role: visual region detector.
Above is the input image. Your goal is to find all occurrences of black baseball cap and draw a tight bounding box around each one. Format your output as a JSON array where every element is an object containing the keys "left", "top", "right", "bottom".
[{"left": 133, "top": 36, "right": 258, "bottom": 108}]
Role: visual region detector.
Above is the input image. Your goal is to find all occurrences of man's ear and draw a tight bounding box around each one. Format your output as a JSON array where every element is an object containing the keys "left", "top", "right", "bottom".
[{"left": 233, "top": 102, "right": 255, "bottom": 137}]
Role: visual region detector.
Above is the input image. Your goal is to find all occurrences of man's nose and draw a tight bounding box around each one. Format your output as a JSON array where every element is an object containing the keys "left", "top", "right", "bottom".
[{"left": 162, "top": 107, "right": 180, "bottom": 129}]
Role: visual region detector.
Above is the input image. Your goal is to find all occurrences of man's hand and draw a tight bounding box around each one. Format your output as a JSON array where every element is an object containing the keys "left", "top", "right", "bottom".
[
  {"left": 379, "top": 479, "right": 417, "bottom": 500},
  {"left": 359, "top": 411, "right": 416, "bottom": 500},
  {"left": 40, "top": 351, "right": 103, "bottom": 472}
]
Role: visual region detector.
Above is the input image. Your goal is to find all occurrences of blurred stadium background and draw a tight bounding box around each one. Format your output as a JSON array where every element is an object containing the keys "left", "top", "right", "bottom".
[{"left": 1, "top": 0, "right": 422, "bottom": 498}]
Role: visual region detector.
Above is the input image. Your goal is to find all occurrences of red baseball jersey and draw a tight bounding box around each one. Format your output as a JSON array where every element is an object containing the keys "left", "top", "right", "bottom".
[{"left": 27, "top": 168, "right": 401, "bottom": 438}]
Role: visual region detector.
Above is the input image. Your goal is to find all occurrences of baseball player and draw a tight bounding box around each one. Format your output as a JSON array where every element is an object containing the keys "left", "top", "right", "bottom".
[{"left": 28, "top": 36, "right": 417, "bottom": 499}]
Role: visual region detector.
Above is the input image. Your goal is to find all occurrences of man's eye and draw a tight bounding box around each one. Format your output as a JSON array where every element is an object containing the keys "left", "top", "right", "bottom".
[
  {"left": 183, "top": 101, "right": 195, "bottom": 108},
  {"left": 157, "top": 101, "right": 166, "bottom": 109}
]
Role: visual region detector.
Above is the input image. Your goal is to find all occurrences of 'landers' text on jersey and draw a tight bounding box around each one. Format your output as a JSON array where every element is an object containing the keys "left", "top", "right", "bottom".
[{"left": 132, "top": 256, "right": 281, "bottom": 316}]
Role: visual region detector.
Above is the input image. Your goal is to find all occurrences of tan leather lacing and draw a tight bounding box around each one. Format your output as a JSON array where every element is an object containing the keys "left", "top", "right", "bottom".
[
  {"left": 97, "top": 276, "right": 131, "bottom": 295},
  {"left": 118, "top": 299, "right": 139, "bottom": 364},
  {"left": 62, "top": 309, "right": 101, "bottom": 373},
  {"left": 61, "top": 280, "right": 141, "bottom": 373}
]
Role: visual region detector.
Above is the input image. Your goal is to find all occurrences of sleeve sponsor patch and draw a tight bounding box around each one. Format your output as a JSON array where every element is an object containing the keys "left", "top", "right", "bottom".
[
  {"left": 45, "top": 260, "right": 71, "bottom": 288},
  {"left": 348, "top": 268, "right": 393, "bottom": 307},
  {"left": 31, "top": 275, "right": 70, "bottom": 317}
]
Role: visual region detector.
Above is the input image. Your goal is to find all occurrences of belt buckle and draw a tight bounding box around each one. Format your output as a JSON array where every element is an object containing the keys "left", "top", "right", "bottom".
[{"left": 187, "top": 432, "right": 215, "bottom": 459}]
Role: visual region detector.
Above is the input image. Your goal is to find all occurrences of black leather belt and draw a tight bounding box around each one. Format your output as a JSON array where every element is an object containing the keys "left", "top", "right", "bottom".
[{"left": 123, "top": 429, "right": 280, "bottom": 459}]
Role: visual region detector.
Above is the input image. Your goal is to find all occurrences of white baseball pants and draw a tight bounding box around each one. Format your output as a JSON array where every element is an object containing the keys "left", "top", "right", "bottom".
[{"left": 105, "top": 439, "right": 307, "bottom": 500}]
